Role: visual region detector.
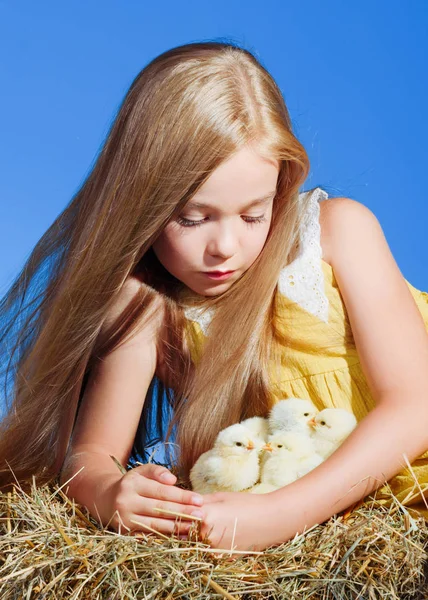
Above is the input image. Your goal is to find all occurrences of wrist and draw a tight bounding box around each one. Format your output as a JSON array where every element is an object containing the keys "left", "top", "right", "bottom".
[
  {"left": 93, "top": 473, "right": 123, "bottom": 526},
  {"left": 268, "top": 481, "right": 313, "bottom": 541}
]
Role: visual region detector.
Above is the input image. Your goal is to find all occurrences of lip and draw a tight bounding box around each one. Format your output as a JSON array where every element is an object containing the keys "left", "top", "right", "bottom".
[{"left": 203, "top": 270, "right": 235, "bottom": 280}]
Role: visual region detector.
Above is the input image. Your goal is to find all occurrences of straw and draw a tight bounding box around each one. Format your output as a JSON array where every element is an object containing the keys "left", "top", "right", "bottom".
[{"left": 1, "top": 473, "right": 428, "bottom": 598}]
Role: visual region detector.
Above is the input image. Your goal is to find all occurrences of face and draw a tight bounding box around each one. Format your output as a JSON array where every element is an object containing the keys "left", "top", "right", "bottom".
[{"left": 151, "top": 145, "right": 279, "bottom": 296}]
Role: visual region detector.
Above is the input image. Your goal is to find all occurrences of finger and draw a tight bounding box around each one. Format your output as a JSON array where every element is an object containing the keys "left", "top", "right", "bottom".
[
  {"left": 133, "top": 463, "right": 177, "bottom": 485},
  {"left": 135, "top": 477, "right": 204, "bottom": 507},
  {"left": 129, "top": 515, "right": 193, "bottom": 536},
  {"left": 144, "top": 498, "right": 205, "bottom": 521}
]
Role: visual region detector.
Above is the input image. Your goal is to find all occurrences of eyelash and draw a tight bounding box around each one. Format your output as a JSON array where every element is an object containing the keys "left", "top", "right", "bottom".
[{"left": 176, "top": 215, "right": 268, "bottom": 228}]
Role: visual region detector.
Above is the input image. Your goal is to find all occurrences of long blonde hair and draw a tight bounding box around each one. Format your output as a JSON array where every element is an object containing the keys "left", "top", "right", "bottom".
[{"left": 0, "top": 40, "right": 313, "bottom": 491}]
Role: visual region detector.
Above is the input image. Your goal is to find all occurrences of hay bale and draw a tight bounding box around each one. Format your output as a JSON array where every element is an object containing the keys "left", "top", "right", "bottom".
[{"left": 1, "top": 476, "right": 428, "bottom": 599}]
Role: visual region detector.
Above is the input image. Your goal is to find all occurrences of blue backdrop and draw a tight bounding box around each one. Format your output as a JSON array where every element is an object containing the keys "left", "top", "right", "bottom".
[{"left": 1, "top": 1, "right": 427, "bottom": 423}]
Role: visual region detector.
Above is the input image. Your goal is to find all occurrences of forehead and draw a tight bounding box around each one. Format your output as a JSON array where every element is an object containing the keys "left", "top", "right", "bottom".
[{"left": 190, "top": 147, "right": 279, "bottom": 206}]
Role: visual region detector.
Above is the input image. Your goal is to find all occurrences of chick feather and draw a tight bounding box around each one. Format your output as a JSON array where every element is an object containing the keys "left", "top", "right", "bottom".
[
  {"left": 248, "top": 482, "right": 277, "bottom": 494},
  {"left": 259, "top": 431, "right": 320, "bottom": 489},
  {"left": 269, "top": 398, "right": 319, "bottom": 436},
  {"left": 309, "top": 408, "right": 357, "bottom": 459},
  {"left": 189, "top": 423, "right": 265, "bottom": 494},
  {"left": 240, "top": 416, "right": 270, "bottom": 442}
]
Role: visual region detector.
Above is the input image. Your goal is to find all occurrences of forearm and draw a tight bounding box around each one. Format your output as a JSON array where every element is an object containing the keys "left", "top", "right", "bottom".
[
  {"left": 271, "top": 398, "right": 428, "bottom": 534},
  {"left": 59, "top": 449, "right": 123, "bottom": 526}
]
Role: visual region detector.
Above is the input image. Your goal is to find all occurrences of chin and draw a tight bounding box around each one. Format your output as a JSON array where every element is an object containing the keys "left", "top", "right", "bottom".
[{"left": 203, "top": 284, "right": 233, "bottom": 296}]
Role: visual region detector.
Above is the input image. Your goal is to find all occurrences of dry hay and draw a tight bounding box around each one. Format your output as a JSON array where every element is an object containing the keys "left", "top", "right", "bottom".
[{"left": 1, "top": 472, "right": 428, "bottom": 600}]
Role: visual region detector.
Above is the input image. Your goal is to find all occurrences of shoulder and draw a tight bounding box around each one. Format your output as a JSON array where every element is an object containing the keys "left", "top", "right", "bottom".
[
  {"left": 101, "top": 277, "right": 142, "bottom": 330},
  {"left": 318, "top": 196, "right": 428, "bottom": 403},
  {"left": 101, "top": 275, "right": 166, "bottom": 338},
  {"left": 319, "top": 196, "right": 380, "bottom": 268}
]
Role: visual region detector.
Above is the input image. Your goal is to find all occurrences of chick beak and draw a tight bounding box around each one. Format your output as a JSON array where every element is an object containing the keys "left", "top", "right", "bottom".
[
  {"left": 246, "top": 441, "right": 255, "bottom": 451},
  {"left": 308, "top": 418, "right": 317, "bottom": 429},
  {"left": 262, "top": 443, "right": 273, "bottom": 452}
]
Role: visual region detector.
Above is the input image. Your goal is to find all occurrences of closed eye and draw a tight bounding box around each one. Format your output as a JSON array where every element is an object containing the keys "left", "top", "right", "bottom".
[{"left": 177, "top": 215, "right": 268, "bottom": 228}]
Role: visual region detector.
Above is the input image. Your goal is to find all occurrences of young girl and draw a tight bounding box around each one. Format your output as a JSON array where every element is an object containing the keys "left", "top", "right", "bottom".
[{"left": 1, "top": 41, "right": 428, "bottom": 552}]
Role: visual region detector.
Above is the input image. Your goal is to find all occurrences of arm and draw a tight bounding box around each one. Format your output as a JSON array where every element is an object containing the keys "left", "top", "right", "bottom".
[
  {"left": 60, "top": 449, "right": 127, "bottom": 525},
  {"left": 60, "top": 279, "right": 203, "bottom": 534},
  {"left": 59, "top": 277, "right": 161, "bottom": 521},
  {"left": 271, "top": 198, "right": 428, "bottom": 530},
  {"left": 201, "top": 198, "right": 428, "bottom": 550}
]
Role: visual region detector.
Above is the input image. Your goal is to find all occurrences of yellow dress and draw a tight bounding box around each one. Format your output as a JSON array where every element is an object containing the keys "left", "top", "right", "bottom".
[{"left": 183, "top": 187, "right": 428, "bottom": 517}]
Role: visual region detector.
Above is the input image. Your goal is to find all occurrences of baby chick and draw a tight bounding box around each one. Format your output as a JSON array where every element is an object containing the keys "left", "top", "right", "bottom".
[
  {"left": 240, "top": 415, "right": 270, "bottom": 442},
  {"left": 259, "top": 431, "right": 318, "bottom": 489},
  {"left": 189, "top": 423, "right": 265, "bottom": 494},
  {"left": 269, "top": 397, "right": 319, "bottom": 436},
  {"left": 249, "top": 432, "right": 323, "bottom": 493},
  {"left": 248, "top": 482, "right": 277, "bottom": 494},
  {"left": 308, "top": 408, "right": 357, "bottom": 459}
]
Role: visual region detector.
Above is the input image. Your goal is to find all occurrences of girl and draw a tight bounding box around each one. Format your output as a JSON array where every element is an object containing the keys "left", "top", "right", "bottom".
[{"left": 1, "top": 41, "right": 428, "bottom": 552}]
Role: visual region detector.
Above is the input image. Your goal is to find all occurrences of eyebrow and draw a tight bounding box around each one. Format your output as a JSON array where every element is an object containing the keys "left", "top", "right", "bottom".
[{"left": 186, "top": 191, "right": 277, "bottom": 211}]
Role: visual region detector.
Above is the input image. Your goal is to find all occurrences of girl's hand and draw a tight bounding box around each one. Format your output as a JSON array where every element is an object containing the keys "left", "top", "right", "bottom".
[
  {"left": 199, "top": 491, "right": 285, "bottom": 552},
  {"left": 107, "top": 463, "right": 204, "bottom": 537}
]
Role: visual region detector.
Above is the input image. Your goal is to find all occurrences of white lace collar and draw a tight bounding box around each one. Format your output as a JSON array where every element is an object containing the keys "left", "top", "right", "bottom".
[{"left": 184, "top": 187, "right": 330, "bottom": 335}]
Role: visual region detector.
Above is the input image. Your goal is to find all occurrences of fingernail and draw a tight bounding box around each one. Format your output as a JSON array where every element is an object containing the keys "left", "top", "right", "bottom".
[
  {"left": 191, "top": 509, "right": 204, "bottom": 519},
  {"left": 191, "top": 494, "right": 203, "bottom": 505},
  {"left": 160, "top": 472, "right": 175, "bottom": 483}
]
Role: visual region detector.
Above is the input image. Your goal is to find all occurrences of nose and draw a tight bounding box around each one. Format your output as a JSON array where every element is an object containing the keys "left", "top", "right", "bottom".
[{"left": 206, "top": 220, "right": 239, "bottom": 258}]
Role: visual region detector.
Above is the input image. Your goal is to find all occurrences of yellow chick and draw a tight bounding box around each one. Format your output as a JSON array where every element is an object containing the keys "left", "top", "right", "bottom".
[
  {"left": 189, "top": 423, "right": 265, "bottom": 494},
  {"left": 308, "top": 408, "right": 357, "bottom": 459},
  {"left": 268, "top": 398, "right": 319, "bottom": 436},
  {"left": 249, "top": 430, "right": 323, "bottom": 493},
  {"left": 258, "top": 431, "right": 318, "bottom": 489},
  {"left": 240, "top": 415, "right": 270, "bottom": 442},
  {"left": 248, "top": 482, "right": 277, "bottom": 494}
]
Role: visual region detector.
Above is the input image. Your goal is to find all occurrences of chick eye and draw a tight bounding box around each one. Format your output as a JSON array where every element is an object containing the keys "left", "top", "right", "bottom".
[
  {"left": 235, "top": 441, "right": 243, "bottom": 447},
  {"left": 320, "top": 421, "right": 326, "bottom": 426},
  {"left": 304, "top": 412, "right": 309, "bottom": 417},
  {"left": 277, "top": 444, "right": 283, "bottom": 448}
]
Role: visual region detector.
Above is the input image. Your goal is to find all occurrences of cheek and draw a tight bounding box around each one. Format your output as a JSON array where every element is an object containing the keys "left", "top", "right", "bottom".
[
  {"left": 153, "top": 228, "right": 200, "bottom": 272},
  {"left": 168, "top": 236, "right": 196, "bottom": 262},
  {"left": 247, "top": 226, "right": 271, "bottom": 257}
]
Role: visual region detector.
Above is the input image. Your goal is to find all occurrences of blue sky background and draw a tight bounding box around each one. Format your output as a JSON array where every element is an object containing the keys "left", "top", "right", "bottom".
[{"left": 0, "top": 1, "right": 426, "bottom": 293}]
